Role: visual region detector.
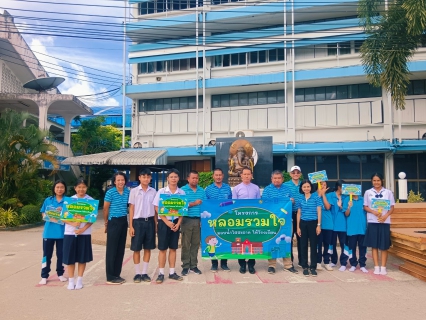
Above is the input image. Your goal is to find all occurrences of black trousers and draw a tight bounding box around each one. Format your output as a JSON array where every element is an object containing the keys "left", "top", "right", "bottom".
[
  {"left": 211, "top": 259, "right": 228, "bottom": 267},
  {"left": 238, "top": 259, "right": 255, "bottom": 268},
  {"left": 292, "top": 212, "right": 301, "bottom": 263},
  {"left": 300, "top": 219, "right": 318, "bottom": 270},
  {"left": 41, "top": 238, "right": 64, "bottom": 278},
  {"left": 106, "top": 216, "right": 128, "bottom": 281}
]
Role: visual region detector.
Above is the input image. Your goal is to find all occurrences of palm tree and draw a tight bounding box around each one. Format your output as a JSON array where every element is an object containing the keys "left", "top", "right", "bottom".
[
  {"left": 0, "top": 109, "right": 58, "bottom": 206},
  {"left": 358, "top": 0, "right": 426, "bottom": 110}
]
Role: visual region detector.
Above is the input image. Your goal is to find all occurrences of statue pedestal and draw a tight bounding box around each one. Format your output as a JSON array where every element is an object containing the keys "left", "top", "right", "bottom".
[{"left": 228, "top": 177, "right": 242, "bottom": 187}]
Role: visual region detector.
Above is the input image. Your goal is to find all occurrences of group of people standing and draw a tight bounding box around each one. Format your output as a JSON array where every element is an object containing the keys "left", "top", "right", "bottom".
[{"left": 38, "top": 165, "right": 395, "bottom": 288}]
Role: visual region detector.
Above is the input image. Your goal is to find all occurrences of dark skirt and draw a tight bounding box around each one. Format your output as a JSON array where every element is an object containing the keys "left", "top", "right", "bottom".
[
  {"left": 363, "top": 223, "right": 391, "bottom": 250},
  {"left": 63, "top": 234, "right": 93, "bottom": 265}
]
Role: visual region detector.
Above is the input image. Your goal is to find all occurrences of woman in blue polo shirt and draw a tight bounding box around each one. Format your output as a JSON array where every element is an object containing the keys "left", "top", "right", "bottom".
[
  {"left": 324, "top": 180, "right": 348, "bottom": 271},
  {"left": 39, "top": 180, "right": 68, "bottom": 285},
  {"left": 315, "top": 181, "right": 334, "bottom": 271},
  {"left": 104, "top": 172, "right": 130, "bottom": 285},
  {"left": 297, "top": 179, "right": 322, "bottom": 277},
  {"left": 343, "top": 193, "right": 368, "bottom": 273}
]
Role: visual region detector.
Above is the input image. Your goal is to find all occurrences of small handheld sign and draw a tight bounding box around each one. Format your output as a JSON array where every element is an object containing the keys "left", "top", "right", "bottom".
[
  {"left": 371, "top": 198, "right": 391, "bottom": 214},
  {"left": 342, "top": 184, "right": 362, "bottom": 201},
  {"left": 43, "top": 205, "right": 64, "bottom": 225},
  {"left": 158, "top": 194, "right": 189, "bottom": 216},
  {"left": 60, "top": 197, "right": 99, "bottom": 223},
  {"left": 308, "top": 170, "right": 328, "bottom": 189}
]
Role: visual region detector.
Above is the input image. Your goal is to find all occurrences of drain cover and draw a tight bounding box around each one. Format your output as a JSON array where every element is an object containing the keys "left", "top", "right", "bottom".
[
  {"left": 6, "top": 254, "right": 15, "bottom": 256},
  {"left": 414, "top": 231, "right": 426, "bottom": 234}
]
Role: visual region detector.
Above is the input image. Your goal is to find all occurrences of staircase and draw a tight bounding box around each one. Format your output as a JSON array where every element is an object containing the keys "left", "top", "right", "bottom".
[{"left": 389, "top": 204, "right": 426, "bottom": 281}]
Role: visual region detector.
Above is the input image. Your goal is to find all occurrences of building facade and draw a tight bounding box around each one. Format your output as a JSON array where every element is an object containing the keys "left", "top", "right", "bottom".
[{"left": 125, "top": 0, "right": 426, "bottom": 196}]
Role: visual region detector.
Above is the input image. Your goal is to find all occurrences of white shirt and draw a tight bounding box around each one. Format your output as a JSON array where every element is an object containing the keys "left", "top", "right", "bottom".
[
  {"left": 363, "top": 187, "right": 395, "bottom": 224},
  {"left": 64, "top": 194, "right": 94, "bottom": 236},
  {"left": 128, "top": 185, "right": 157, "bottom": 219},
  {"left": 152, "top": 186, "right": 186, "bottom": 221}
]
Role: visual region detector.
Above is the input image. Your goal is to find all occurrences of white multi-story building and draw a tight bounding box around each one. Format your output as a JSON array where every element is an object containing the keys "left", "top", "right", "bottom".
[{"left": 125, "top": 0, "right": 426, "bottom": 194}]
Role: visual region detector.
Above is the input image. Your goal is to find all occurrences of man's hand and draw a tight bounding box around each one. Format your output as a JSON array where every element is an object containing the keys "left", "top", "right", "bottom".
[
  {"left": 316, "top": 226, "right": 321, "bottom": 235},
  {"left": 297, "top": 227, "right": 301, "bottom": 237},
  {"left": 129, "top": 227, "right": 135, "bottom": 237}
]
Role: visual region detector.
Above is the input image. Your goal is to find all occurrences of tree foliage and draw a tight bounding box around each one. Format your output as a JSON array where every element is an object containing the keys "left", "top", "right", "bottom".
[
  {"left": 0, "top": 109, "right": 58, "bottom": 208},
  {"left": 359, "top": 0, "right": 426, "bottom": 110}
]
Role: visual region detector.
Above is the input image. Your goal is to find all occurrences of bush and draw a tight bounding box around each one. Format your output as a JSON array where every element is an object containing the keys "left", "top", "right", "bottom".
[
  {"left": 198, "top": 171, "right": 214, "bottom": 188},
  {"left": 0, "top": 208, "right": 20, "bottom": 227},
  {"left": 19, "top": 204, "right": 42, "bottom": 224},
  {"left": 408, "top": 190, "right": 424, "bottom": 203}
]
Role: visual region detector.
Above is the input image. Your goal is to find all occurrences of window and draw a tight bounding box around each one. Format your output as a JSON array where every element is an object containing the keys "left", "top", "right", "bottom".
[
  {"left": 269, "top": 49, "right": 277, "bottom": 62},
  {"left": 277, "top": 90, "right": 285, "bottom": 103},
  {"left": 315, "top": 87, "right": 326, "bottom": 101},
  {"left": 230, "top": 94, "right": 239, "bottom": 107},
  {"left": 250, "top": 52, "right": 258, "bottom": 64},
  {"left": 413, "top": 80, "right": 425, "bottom": 95},
  {"left": 327, "top": 43, "right": 337, "bottom": 56},
  {"left": 336, "top": 85, "right": 348, "bottom": 99},
  {"left": 239, "top": 53, "right": 246, "bottom": 65},
  {"left": 258, "top": 50, "right": 267, "bottom": 63},
  {"left": 212, "top": 95, "right": 220, "bottom": 108},
  {"left": 156, "top": 99, "right": 164, "bottom": 111},
  {"left": 326, "top": 86, "right": 336, "bottom": 100},
  {"left": 180, "top": 97, "right": 188, "bottom": 109},
  {"left": 220, "top": 95, "right": 230, "bottom": 108},
  {"left": 231, "top": 53, "right": 239, "bottom": 66},
  {"left": 258, "top": 92, "right": 267, "bottom": 105},
  {"left": 354, "top": 40, "right": 364, "bottom": 53},
  {"left": 267, "top": 91, "right": 277, "bottom": 104},
  {"left": 239, "top": 93, "right": 248, "bottom": 105},
  {"left": 339, "top": 41, "right": 351, "bottom": 55},
  {"left": 295, "top": 89, "right": 305, "bottom": 102},
  {"left": 172, "top": 98, "right": 180, "bottom": 110},
  {"left": 304, "top": 88, "right": 315, "bottom": 102},
  {"left": 248, "top": 92, "right": 258, "bottom": 105},
  {"left": 214, "top": 55, "right": 223, "bottom": 67},
  {"left": 223, "top": 54, "right": 230, "bottom": 67},
  {"left": 164, "top": 98, "right": 171, "bottom": 110}
]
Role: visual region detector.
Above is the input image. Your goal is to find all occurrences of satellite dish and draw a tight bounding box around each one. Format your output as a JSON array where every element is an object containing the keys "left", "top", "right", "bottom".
[
  {"left": 23, "top": 77, "right": 65, "bottom": 92},
  {"left": 133, "top": 142, "right": 142, "bottom": 148}
]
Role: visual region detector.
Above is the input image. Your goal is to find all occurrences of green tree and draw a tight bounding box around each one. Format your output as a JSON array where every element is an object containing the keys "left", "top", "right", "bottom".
[
  {"left": 0, "top": 109, "right": 58, "bottom": 207},
  {"left": 359, "top": 0, "right": 426, "bottom": 110}
]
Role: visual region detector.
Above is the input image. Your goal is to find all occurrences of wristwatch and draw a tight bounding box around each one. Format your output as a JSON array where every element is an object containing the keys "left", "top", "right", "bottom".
[{"left": 317, "top": 224, "right": 321, "bottom": 226}]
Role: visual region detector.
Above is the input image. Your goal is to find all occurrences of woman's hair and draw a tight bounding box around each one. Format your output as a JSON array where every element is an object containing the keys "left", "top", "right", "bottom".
[
  {"left": 51, "top": 180, "right": 67, "bottom": 196},
  {"left": 335, "top": 179, "right": 345, "bottom": 191},
  {"left": 371, "top": 173, "right": 384, "bottom": 186},
  {"left": 299, "top": 179, "right": 314, "bottom": 194},
  {"left": 112, "top": 171, "right": 128, "bottom": 185},
  {"left": 74, "top": 178, "right": 88, "bottom": 187}
]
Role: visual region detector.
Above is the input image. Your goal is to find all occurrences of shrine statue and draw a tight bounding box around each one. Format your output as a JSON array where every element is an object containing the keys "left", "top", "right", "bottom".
[{"left": 228, "top": 141, "right": 255, "bottom": 177}]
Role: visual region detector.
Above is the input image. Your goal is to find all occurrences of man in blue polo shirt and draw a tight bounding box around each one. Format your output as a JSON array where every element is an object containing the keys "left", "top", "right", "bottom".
[
  {"left": 262, "top": 170, "right": 298, "bottom": 274},
  {"left": 181, "top": 170, "right": 206, "bottom": 276},
  {"left": 205, "top": 168, "right": 232, "bottom": 272},
  {"left": 284, "top": 165, "right": 303, "bottom": 267}
]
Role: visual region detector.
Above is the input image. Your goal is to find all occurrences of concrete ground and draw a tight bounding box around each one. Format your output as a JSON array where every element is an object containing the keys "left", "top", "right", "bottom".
[{"left": 1, "top": 217, "right": 426, "bottom": 320}]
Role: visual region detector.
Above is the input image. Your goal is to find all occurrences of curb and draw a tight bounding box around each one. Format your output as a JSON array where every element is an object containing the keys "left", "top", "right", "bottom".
[{"left": 0, "top": 221, "right": 44, "bottom": 232}]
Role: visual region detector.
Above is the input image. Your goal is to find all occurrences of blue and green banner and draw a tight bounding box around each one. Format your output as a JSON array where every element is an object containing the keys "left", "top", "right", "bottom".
[
  {"left": 158, "top": 194, "right": 189, "bottom": 216},
  {"left": 60, "top": 197, "right": 99, "bottom": 223},
  {"left": 200, "top": 199, "right": 292, "bottom": 260}
]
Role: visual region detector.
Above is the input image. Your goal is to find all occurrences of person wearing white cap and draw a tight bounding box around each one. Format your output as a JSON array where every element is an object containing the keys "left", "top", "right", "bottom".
[{"left": 284, "top": 165, "right": 303, "bottom": 267}]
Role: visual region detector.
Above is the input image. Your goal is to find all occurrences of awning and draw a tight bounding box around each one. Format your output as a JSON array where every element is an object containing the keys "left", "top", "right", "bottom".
[{"left": 61, "top": 150, "right": 167, "bottom": 166}]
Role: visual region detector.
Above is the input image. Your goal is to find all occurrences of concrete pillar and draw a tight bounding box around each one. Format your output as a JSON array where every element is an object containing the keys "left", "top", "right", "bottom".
[
  {"left": 38, "top": 102, "right": 49, "bottom": 130},
  {"left": 130, "top": 166, "right": 138, "bottom": 181},
  {"left": 286, "top": 154, "right": 295, "bottom": 172},
  {"left": 382, "top": 87, "right": 394, "bottom": 142},
  {"left": 63, "top": 114, "right": 76, "bottom": 146},
  {"left": 384, "top": 152, "right": 395, "bottom": 192}
]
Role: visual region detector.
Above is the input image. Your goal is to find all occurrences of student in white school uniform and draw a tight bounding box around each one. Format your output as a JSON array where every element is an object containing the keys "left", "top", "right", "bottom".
[
  {"left": 152, "top": 169, "right": 185, "bottom": 283},
  {"left": 129, "top": 168, "right": 157, "bottom": 283},
  {"left": 62, "top": 179, "right": 94, "bottom": 290},
  {"left": 363, "top": 173, "right": 395, "bottom": 275}
]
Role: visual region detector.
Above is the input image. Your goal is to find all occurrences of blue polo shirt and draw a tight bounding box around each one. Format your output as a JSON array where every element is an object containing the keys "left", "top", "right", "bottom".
[
  {"left": 315, "top": 192, "right": 333, "bottom": 230},
  {"left": 181, "top": 184, "right": 206, "bottom": 217},
  {"left": 205, "top": 183, "right": 232, "bottom": 200},
  {"left": 284, "top": 180, "right": 302, "bottom": 212},
  {"left": 296, "top": 193, "right": 322, "bottom": 221},
  {"left": 262, "top": 183, "right": 291, "bottom": 200},
  {"left": 327, "top": 192, "right": 347, "bottom": 232},
  {"left": 343, "top": 196, "right": 367, "bottom": 236},
  {"left": 104, "top": 187, "right": 130, "bottom": 219},
  {"left": 40, "top": 196, "right": 65, "bottom": 239}
]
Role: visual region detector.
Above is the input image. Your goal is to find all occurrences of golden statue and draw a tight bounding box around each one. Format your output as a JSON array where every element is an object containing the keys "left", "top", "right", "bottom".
[{"left": 228, "top": 139, "right": 255, "bottom": 177}]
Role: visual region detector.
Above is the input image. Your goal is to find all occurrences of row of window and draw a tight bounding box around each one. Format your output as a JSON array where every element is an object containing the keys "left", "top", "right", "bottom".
[
  {"left": 139, "top": 0, "right": 244, "bottom": 15},
  {"left": 139, "top": 57, "right": 203, "bottom": 74},
  {"left": 212, "top": 90, "right": 285, "bottom": 108},
  {"left": 139, "top": 96, "right": 203, "bottom": 112}
]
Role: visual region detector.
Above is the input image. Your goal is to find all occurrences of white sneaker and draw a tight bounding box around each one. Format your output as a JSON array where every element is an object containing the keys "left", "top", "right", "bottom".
[
  {"left": 349, "top": 266, "right": 356, "bottom": 272},
  {"left": 360, "top": 267, "right": 369, "bottom": 273},
  {"left": 330, "top": 262, "right": 336, "bottom": 267},
  {"left": 380, "top": 267, "right": 387, "bottom": 275},
  {"left": 339, "top": 266, "right": 346, "bottom": 272},
  {"left": 374, "top": 266, "right": 380, "bottom": 275},
  {"left": 317, "top": 263, "right": 323, "bottom": 271},
  {"left": 58, "top": 276, "right": 68, "bottom": 282},
  {"left": 324, "top": 264, "right": 333, "bottom": 271},
  {"left": 39, "top": 278, "right": 47, "bottom": 285}
]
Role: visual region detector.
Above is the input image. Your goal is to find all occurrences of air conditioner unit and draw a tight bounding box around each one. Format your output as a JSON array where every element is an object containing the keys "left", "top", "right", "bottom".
[
  {"left": 234, "top": 130, "right": 254, "bottom": 138},
  {"left": 142, "top": 140, "right": 153, "bottom": 148},
  {"left": 156, "top": 76, "right": 162, "bottom": 81},
  {"left": 133, "top": 141, "right": 142, "bottom": 148}
]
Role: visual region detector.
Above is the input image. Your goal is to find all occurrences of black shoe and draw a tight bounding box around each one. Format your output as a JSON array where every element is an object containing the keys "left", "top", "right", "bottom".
[
  {"left": 285, "top": 267, "right": 299, "bottom": 274},
  {"left": 190, "top": 267, "right": 202, "bottom": 275},
  {"left": 221, "top": 265, "right": 231, "bottom": 272},
  {"left": 141, "top": 274, "right": 151, "bottom": 282},
  {"left": 239, "top": 266, "right": 246, "bottom": 274},
  {"left": 303, "top": 269, "right": 310, "bottom": 277},
  {"left": 181, "top": 268, "right": 189, "bottom": 276},
  {"left": 248, "top": 266, "right": 256, "bottom": 274},
  {"left": 211, "top": 265, "right": 218, "bottom": 273},
  {"left": 155, "top": 274, "right": 164, "bottom": 284},
  {"left": 298, "top": 263, "right": 303, "bottom": 268},
  {"left": 106, "top": 278, "right": 122, "bottom": 285},
  {"left": 310, "top": 269, "right": 318, "bottom": 277},
  {"left": 268, "top": 267, "right": 275, "bottom": 274},
  {"left": 133, "top": 274, "right": 142, "bottom": 283},
  {"left": 169, "top": 273, "right": 183, "bottom": 281}
]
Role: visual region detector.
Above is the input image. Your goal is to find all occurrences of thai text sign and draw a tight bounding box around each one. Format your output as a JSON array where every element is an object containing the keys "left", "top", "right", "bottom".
[
  {"left": 43, "top": 205, "right": 64, "bottom": 225},
  {"left": 61, "top": 197, "right": 99, "bottom": 223},
  {"left": 371, "top": 199, "right": 391, "bottom": 211},
  {"left": 342, "top": 184, "right": 362, "bottom": 196},
  {"left": 200, "top": 199, "right": 292, "bottom": 260},
  {"left": 308, "top": 170, "right": 328, "bottom": 183},
  {"left": 158, "top": 194, "right": 189, "bottom": 216}
]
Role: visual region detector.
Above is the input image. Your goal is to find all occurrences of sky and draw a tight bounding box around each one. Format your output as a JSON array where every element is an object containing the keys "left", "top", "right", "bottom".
[{"left": 1, "top": 0, "right": 131, "bottom": 109}]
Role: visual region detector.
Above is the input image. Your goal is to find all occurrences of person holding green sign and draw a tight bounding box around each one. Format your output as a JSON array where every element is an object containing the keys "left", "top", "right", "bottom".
[
  {"left": 181, "top": 171, "right": 206, "bottom": 276},
  {"left": 153, "top": 169, "right": 185, "bottom": 283},
  {"left": 39, "top": 180, "right": 68, "bottom": 285},
  {"left": 363, "top": 173, "right": 395, "bottom": 275}
]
